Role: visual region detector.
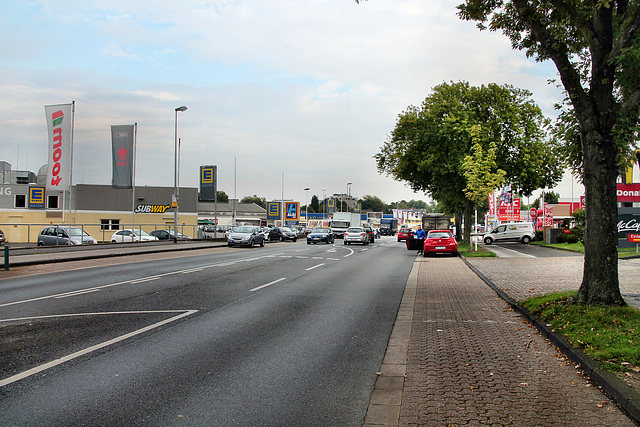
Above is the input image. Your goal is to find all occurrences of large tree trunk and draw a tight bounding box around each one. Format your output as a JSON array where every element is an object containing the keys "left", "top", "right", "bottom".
[
  {"left": 463, "top": 199, "right": 473, "bottom": 245},
  {"left": 574, "top": 131, "right": 626, "bottom": 306}
]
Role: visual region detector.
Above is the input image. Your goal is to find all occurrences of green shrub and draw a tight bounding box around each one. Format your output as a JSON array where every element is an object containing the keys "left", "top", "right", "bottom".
[
  {"left": 556, "top": 233, "right": 567, "bottom": 243},
  {"left": 535, "top": 230, "right": 543, "bottom": 241},
  {"left": 566, "top": 234, "right": 579, "bottom": 244}
]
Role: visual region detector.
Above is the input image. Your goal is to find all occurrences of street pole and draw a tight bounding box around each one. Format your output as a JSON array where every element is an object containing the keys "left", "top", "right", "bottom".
[
  {"left": 174, "top": 106, "right": 187, "bottom": 243},
  {"left": 304, "top": 187, "right": 310, "bottom": 227}
]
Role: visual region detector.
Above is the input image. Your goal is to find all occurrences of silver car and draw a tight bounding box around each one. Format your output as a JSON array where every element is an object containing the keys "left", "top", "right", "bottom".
[
  {"left": 37, "top": 226, "right": 98, "bottom": 246},
  {"left": 228, "top": 225, "right": 265, "bottom": 248},
  {"left": 343, "top": 227, "right": 369, "bottom": 245}
]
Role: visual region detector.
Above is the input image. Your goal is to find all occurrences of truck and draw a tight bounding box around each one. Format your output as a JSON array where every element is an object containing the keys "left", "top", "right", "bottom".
[
  {"left": 330, "top": 212, "right": 362, "bottom": 238},
  {"left": 421, "top": 213, "right": 451, "bottom": 232},
  {"left": 379, "top": 218, "right": 398, "bottom": 236}
]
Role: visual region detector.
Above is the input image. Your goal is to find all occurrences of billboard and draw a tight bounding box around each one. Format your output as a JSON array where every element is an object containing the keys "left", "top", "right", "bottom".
[
  {"left": 285, "top": 202, "right": 299, "bottom": 221},
  {"left": 267, "top": 202, "right": 281, "bottom": 220}
]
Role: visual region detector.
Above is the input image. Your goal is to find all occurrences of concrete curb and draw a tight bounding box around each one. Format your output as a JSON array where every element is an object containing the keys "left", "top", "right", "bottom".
[
  {"left": 362, "top": 256, "right": 419, "bottom": 426},
  {"left": 461, "top": 256, "right": 640, "bottom": 424}
]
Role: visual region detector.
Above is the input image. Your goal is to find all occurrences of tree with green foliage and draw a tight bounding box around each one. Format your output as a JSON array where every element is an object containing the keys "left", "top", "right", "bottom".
[
  {"left": 217, "top": 191, "right": 229, "bottom": 203},
  {"left": 360, "top": 195, "right": 387, "bottom": 213},
  {"left": 456, "top": 0, "right": 640, "bottom": 307},
  {"left": 376, "top": 81, "right": 562, "bottom": 244},
  {"left": 310, "top": 195, "right": 320, "bottom": 213},
  {"left": 240, "top": 195, "right": 266, "bottom": 209}
]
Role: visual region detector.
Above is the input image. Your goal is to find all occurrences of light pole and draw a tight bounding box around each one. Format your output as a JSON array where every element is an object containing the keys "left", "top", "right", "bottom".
[
  {"left": 304, "top": 187, "right": 310, "bottom": 227},
  {"left": 322, "top": 189, "right": 326, "bottom": 220},
  {"left": 346, "top": 182, "right": 352, "bottom": 212},
  {"left": 174, "top": 105, "right": 187, "bottom": 243}
]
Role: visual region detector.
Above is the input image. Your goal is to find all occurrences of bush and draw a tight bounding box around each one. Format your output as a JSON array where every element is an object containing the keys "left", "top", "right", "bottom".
[
  {"left": 536, "top": 230, "right": 543, "bottom": 241},
  {"left": 571, "top": 225, "right": 584, "bottom": 241},
  {"left": 556, "top": 233, "right": 567, "bottom": 243},
  {"left": 566, "top": 234, "right": 579, "bottom": 244}
]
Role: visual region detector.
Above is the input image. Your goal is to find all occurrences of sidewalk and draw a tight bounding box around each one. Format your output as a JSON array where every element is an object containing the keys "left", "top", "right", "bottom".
[{"left": 364, "top": 256, "right": 638, "bottom": 426}]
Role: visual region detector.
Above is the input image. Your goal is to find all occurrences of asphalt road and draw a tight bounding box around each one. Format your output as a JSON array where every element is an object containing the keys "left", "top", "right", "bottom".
[{"left": 0, "top": 237, "right": 413, "bottom": 426}]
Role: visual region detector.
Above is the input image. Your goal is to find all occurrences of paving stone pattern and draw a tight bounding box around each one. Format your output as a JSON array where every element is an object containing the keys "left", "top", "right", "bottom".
[{"left": 399, "top": 257, "right": 635, "bottom": 426}]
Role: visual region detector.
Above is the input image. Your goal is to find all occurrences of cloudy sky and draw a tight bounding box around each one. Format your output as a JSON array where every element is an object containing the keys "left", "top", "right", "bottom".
[{"left": 1, "top": 0, "right": 579, "bottom": 206}]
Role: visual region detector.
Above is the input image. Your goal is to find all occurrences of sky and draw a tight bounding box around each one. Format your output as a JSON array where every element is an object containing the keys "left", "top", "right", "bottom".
[{"left": 1, "top": 0, "right": 580, "bottom": 207}]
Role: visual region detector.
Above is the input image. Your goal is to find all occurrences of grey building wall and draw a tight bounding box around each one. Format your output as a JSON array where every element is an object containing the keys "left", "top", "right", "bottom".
[{"left": 75, "top": 184, "right": 198, "bottom": 213}]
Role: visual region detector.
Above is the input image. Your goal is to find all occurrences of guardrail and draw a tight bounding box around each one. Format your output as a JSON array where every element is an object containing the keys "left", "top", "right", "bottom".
[{"left": 0, "top": 223, "right": 212, "bottom": 244}]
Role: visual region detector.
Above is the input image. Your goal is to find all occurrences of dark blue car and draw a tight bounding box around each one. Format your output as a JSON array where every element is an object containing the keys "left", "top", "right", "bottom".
[{"left": 306, "top": 228, "right": 335, "bottom": 245}]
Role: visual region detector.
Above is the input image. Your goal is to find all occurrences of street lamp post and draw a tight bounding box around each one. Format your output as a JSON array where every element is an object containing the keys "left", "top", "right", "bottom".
[
  {"left": 346, "top": 182, "right": 352, "bottom": 212},
  {"left": 174, "top": 105, "right": 187, "bottom": 243},
  {"left": 304, "top": 187, "right": 310, "bottom": 227}
]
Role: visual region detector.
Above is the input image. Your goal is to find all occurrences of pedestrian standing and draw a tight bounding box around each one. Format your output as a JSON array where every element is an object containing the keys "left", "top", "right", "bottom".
[{"left": 414, "top": 225, "right": 426, "bottom": 255}]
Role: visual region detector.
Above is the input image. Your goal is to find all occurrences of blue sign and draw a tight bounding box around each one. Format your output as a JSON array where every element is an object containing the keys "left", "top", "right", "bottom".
[
  {"left": 29, "top": 187, "right": 45, "bottom": 208},
  {"left": 267, "top": 202, "right": 281, "bottom": 220}
]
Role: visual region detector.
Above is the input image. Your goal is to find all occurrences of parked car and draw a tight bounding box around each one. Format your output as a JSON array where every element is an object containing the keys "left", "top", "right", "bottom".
[
  {"left": 306, "top": 228, "right": 335, "bottom": 244},
  {"left": 227, "top": 225, "right": 265, "bottom": 248},
  {"left": 344, "top": 227, "right": 369, "bottom": 245},
  {"left": 483, "top": 222, "right": 535, "bottom": 245},
  {"left": 423, "top": 230, "right": 458, "bottom": 256},
  {"left": 268, "top": 227, "right": 298, "bottom": 242},
  {"left": 361, "top": 223, "right": 375, "bottom": 243},
  {"left": 397, "top": 226, "right": 413, "bottom": 242},
  {"left": 0, "top": 229, "right": 5, "bottom": 244},
  {"left": 110, "top": 229, "right": 158, "bottom": 243},
  {"left": 149, "top": 229, "right": 192, "bottom": 240},
  {"left": 37, "top": 226, "right": 98, "bottom": 246}
]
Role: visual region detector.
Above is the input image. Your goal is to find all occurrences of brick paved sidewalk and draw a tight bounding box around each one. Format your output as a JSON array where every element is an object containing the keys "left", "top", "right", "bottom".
[{"left": 378, "top": 256, "right": 635, "bottom": 426}]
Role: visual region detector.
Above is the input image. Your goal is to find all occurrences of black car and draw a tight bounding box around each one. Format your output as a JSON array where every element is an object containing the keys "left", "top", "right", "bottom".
[
  {"left": 361, "top": 223, "right": 375, "bottom": 243},
  {"left": 268, "top": 226, "right": 298, "bottom": 242},
  {"left": 149, "top": 230, "right": 191, "bottom": 240}
]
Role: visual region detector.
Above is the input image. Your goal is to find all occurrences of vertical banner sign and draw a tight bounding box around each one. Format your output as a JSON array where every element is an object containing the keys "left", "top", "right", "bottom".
[
  {"left": 111, "top": 125, "right": 135, "bottom": 189},
  {"left": 267, "top": 202, "right": 281, "bottom": 220},
  {"left": 45, "top": 103, "right": 73, "bottom": 191},
  {"left": 285, "top": 202, "right": 300, "bottom": 221},
  {"left": 544, "top": 205, "right": 554, "bottom": 227},
  {"left": 200, "top": 165, "right": 216, "bottom": 201},
  {"left": 488, "top": 191, "right": 495, "bottom": 215}
]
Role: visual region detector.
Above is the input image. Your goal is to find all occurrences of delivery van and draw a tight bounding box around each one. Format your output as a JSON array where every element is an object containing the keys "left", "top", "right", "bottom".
[{"left": 483, "top": 222, "right": 535, "bottom": 244}]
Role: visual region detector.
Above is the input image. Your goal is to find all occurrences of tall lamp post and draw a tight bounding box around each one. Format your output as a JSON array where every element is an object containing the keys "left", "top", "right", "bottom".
[
  {"left": 174, "top": 105, "right": 187, "bottom": 243},
  {"left": 346, "top": 182, "right": 352, "bottom": 212},
  {"left": 304, "top": 187, "right": 310, "bottom": 227}
]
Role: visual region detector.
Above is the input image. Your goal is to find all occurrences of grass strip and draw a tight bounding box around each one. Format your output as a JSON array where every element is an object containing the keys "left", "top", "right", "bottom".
[
  {"left": 521, "top": 291, "right": 640, "bottom": 373},
  {"left": 457, "top": 243, "right": 496, "bottom": 258}
]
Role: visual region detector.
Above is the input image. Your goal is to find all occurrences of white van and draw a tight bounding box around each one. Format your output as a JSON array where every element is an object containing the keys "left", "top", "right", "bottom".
[{"left": 483, "top": 222, "right": 535, "bottom": 244}]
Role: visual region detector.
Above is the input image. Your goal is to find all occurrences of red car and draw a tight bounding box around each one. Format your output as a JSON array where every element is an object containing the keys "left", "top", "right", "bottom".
[
  {"left": 397, "top": 227, "right": 413, "bottom": 242},
  {"left": 423, "top": 230, "right": 457, "bottom": 256}
]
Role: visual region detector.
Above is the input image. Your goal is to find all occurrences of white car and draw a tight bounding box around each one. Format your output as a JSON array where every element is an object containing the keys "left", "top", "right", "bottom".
[
  {"left": 343, "top": 227, "right": 369, "bottom": 245},
  {"left": 110, "top": 229, "right": 159, "bottom": 243},
  {"left": 483, "top": 222, "right": 535, "bottom": 244}
]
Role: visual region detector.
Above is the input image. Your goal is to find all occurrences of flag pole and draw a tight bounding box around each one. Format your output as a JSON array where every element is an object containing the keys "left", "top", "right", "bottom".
[
  {"left": 132, "top": 123, "right": 137, "bottom": 227},
  {"left": 69, "top": 100, "right": 75, "bottom": 226}
]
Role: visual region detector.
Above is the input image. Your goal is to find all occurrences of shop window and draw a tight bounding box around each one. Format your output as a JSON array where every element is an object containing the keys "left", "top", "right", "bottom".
[
  {"left": 48, "top": 195, "right": 59, "bottom": 209},
  {"left": 15, "top": 194, "right": 26, "bottom": 208},
  {"left": 100, "top": 219, "right": 120, "bottom": 230}
]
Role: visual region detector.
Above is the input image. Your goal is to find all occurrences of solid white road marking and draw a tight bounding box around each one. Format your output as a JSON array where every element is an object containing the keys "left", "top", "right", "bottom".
[
  {"left": 0, "top": 310, "right": 198, "bottom": 388},
  {"left": 250, "top": 278, "right": 287, "bottom": 292},
  {"left": 305, "top": 263, "right": 325, "bottom": 271}
]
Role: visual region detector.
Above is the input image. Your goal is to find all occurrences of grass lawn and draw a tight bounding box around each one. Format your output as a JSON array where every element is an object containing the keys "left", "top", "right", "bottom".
[
  {"left": 521, "top": 292, "right": 640, "bottom": 374},
  {"left": 457, "top": 243, "right": 496, "bottom": 257}
]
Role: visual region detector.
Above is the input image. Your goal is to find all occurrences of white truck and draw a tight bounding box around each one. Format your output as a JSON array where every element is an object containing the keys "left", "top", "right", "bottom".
[{"left": 330, "top": 212, "right": 362, "bottom": 238}]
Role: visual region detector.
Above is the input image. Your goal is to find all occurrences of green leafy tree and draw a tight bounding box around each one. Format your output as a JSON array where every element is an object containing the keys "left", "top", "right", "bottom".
[
  {"left": 360, "top": 195, "right": 387, "bottom": 212},
  {"left": 462, "top": 127, "right": 507, "bottom": 204},
  {"left": 376, "top": 81, "right": 561, "bottom": 244},
  {"left": 310, "top": 195, "right": 320, "bottom": 213},
  {"left": 240, "top": 195, "right": 266, "bottom": 209},
  {"left": 456, "top": 0, "right": 639, "bottom": 306},
  {"left": 217, "top": 191, "right": 229, "bottom": 203}
]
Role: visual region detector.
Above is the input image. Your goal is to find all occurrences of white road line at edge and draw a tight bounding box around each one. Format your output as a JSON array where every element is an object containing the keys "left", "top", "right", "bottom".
[
  {"left": 305, "top": 263, "right": 325, "bottom": 271},
  {"left": 250, "top": 278, "right": 286, "bottom": 292},
  {"left": 0, "top": 310, "right": 198, "bottom": 388}
]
